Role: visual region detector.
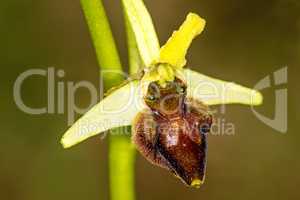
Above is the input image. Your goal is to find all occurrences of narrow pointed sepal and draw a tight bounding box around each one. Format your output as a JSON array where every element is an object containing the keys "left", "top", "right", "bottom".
[
  {"left": 184, "top": 69, "right": 263, "bottom": 106},
  {"left": 158, "top": 13, "right": 206, "bottom": 69},
  {"left": 61, "top": 80, "right": 146, "bottom": 148},
  {"left": 122, "top": 0, "right": 160, "bottom": 67}
]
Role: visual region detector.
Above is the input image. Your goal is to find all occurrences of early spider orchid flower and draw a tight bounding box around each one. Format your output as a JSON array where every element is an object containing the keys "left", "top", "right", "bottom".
[{"left": 61, "top": 0, "right": 262, "bottom": 188}]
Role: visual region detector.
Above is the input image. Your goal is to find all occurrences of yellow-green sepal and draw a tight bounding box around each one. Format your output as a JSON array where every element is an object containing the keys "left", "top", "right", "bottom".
[
  {"left": 184, "top": 69, "right": 263, "bottom": 106},
  {"left": 61, "top": 80, "right": 146, "bottom": 148},
  {"left": 122, "top": 0, "right": 160, "bottom": 67}
]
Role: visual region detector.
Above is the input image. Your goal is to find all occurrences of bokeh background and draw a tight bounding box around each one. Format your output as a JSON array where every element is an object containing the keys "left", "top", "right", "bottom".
[{"left": 1, "top": 0, "right": 299, "bottom": 199}]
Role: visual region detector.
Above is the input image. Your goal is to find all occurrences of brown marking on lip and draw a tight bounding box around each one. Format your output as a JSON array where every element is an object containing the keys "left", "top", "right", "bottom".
[{"left": 132, "top": 78, "right": 213, "bottom": 187}]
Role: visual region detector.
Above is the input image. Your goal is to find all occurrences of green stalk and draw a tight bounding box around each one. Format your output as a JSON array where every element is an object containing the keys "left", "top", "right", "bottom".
[
  {"left": 108, "top": 128, "right": 135, "bottom": 200},
  {"left": 80, "top": 0, "right": 136, "bottom": 200},
  {"left": 80, "top": 0, "right": 123, "bottom": 88}
]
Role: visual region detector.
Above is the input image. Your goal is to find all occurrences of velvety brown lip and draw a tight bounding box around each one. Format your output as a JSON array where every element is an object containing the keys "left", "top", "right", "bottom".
[
  {"left": 132, "top": 78, "right": 213, "bottom": 187},
  {"left": 154, "top": 109, "right": 210, "bottom": 186}
]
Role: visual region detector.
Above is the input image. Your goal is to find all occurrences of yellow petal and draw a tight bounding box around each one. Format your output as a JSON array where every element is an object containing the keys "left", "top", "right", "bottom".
[
  {"left": 184, "top": 69, "right": 263, "bottom": 106},
  {"left": 61, "top": 80, "right": 146, "bottom": 148},
  {"left": 122, "top": 0, "right": 160, "bottom": 66},
  {"left": 158, "top": 13, "right": 206, "bottom": 68}
]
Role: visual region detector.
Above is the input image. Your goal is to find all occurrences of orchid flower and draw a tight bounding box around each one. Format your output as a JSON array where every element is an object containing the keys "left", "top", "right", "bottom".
[{"left": 61, "top": 0, "right": 262, "bottom": 187}]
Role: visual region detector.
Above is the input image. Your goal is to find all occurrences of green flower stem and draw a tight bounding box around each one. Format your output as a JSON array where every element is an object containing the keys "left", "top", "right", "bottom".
[
  {"left": 80, "top": 0, "right": 123, "bottom": 88},
  {"left": 107, "top": 8, "right": 144, "bottom": 200},
  {"left": 80, "top": 0, "right": 135, "bottom": 200},
  {"left": 109, "top": 130, "right": 136, "bottom": 200}
]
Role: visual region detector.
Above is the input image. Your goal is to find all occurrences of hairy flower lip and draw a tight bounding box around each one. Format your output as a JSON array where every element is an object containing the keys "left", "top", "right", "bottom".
[{"left": 133, "top": 84, "right": 211, "bottom": 188}]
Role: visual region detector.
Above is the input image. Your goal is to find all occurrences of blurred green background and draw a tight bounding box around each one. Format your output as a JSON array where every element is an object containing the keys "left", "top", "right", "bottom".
[{"left": 1, "top": 0, "right": 299, "bottom": 199}]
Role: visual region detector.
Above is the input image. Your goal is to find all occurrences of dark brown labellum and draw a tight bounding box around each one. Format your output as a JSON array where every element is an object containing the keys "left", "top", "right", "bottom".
[{"left": 132, "top": 78, "right": 213, "bottom": 188}]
